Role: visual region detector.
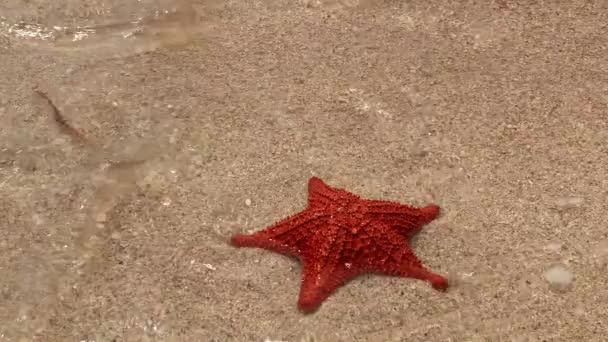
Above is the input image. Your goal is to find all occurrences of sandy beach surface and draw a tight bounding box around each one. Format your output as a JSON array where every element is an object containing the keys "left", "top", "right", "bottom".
[{"left": 1, "top": 1, "right": 607, "bottom": 341}]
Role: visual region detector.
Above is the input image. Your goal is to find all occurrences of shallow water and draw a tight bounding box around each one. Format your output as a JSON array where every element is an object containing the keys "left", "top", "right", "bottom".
[
  {"left": 0, "top": 1, "right": 213, "bottom": 339},
  {"left": 2, "top": 1, "right": 607, "bottom": 341},
  {"left": 0, "top": 0, "right": 212, "bottom": 60}
]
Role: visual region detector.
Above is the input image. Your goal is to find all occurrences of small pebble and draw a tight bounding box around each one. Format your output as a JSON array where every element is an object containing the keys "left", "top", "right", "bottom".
[
  {"left": 554, "top": 197, "right": 584, "bottom": 209},
  {"left": 95, "top": 212, "right": 107, "bottom": 223},
  {"left": 32, "top": 213, "right": 45, "bottom": 225},
  {"left": 203, "top": 263, "right": 217, "bottom": 271},
  {"left": 245, "top": 198, "right": 252, "bottom": 206},
  {"left": 591, "top": 240, "right": 608, "bottom": 264},
  {"left": 543, "top": 264, "right": 574, "bottom": 292},
  {"left": 543, "top": 242, "right": 562, "bottom": 253},
  {"left": 192, "top": 155, "right": 204, "bottom": 166}
]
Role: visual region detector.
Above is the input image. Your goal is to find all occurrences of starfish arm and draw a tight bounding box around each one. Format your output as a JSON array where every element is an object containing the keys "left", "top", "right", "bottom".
[
  {"left": 359, "top": 222, "right": 448, "bottom": 291},
  {"left": 397, "top": 264, "right": 448, "bottom": 291},
  {"left": 363, "top": 199, "right": 440, "bottom": 237},
  {"left": 307, "top": 176, "right": 356, "bottom": 208},
  {"left": 297, "top": 258, "right": 356, "bottom": 313},
  {"left": 231, "top": 209, "right": 328, "bottom": 256},
  {"left": 296, "top": 225, "right": 359, "bottom": 312},
  {"left": 376, "top": 250, "right": 448, "bottom": 291}
]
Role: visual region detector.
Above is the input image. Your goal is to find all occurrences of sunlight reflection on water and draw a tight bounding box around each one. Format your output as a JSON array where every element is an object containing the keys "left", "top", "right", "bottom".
[
  {"left": 0, "top": 0, "right": 207, "bottom": 58},
  {"left": 0, "top": 1, "right": 213, "bottom": 338}
]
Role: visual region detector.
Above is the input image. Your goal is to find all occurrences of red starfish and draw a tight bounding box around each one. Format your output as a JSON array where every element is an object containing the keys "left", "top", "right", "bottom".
[{"left": 231, "top": 176, "right": 448, "bottom": 312}]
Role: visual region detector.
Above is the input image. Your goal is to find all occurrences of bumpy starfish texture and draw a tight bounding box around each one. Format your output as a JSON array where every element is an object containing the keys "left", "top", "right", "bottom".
[{"left": 231, "top": 176, "right": 447, "bottom": 313}]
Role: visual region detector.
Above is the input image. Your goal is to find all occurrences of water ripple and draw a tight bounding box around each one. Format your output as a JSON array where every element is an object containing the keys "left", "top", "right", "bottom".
[{"left": 0, "top": 0, "right": 206, "bottom": 59}]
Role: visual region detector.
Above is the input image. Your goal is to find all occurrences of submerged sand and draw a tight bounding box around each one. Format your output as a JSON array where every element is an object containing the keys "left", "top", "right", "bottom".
[{"left": 1, "top": 1, "right": 607, "bottom": 341}]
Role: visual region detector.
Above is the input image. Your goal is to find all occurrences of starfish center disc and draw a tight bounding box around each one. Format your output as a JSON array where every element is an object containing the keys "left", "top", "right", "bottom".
[{"left": 327, "top": 199, "right": 369, "bottom": 234}]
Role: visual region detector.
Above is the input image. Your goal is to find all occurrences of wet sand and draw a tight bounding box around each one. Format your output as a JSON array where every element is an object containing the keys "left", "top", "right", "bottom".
[{"left": 1, "top": 1, "right": 607, "bottom": 341}]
